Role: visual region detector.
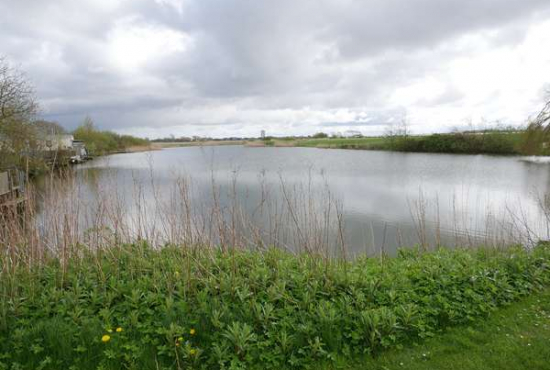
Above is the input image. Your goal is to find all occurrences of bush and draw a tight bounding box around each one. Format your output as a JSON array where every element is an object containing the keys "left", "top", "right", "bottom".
[
  {"left": 312, "top": 132, "right": 328, "bottom": 139},
  {"left": 392, "top": 132, "right": 520, "bottom": 155},
  {"left": 73, "top": 117, "right": 148, "bottom": 155},
  {"left": 1, "top": 244, "right": 549, "bottom": 369}
]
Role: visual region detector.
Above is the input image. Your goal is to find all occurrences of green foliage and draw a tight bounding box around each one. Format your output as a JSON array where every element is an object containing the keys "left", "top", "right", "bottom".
[
  {"left": 328, "top": 287, "right": 550, "bottom": 370},
  {"left": 298, "top": 137, "right": 387, "bottom": 149},
  {"left": 312, "top": 132, "right": 328, "bottom": 139},
  {"left": 521, "top": 122, "right": 550, "bottom": 156},
  {"left": 1, "top": 244, "right": 550, "bottom": 369},
  {"left": 298, "top": 132, "right": 524, "bottom": 155},
  {"left": 390, "top": 132, "right": 520, "bottom": 155},
  {"left": 73, "top": 116, "right": 148, "bottom": 156}
]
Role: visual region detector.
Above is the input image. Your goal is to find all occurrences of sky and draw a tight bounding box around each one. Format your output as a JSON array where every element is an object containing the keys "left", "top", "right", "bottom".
[{"left": 1, "top": 0, "right": 550, "bottom": 138}]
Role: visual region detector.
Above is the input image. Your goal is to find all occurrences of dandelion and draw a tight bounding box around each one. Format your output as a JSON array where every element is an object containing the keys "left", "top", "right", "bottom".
[
  {"left": 102, "top": 335, "right": 111, "bottom": 343},
  {"left": 189, "top": 348, "right": 197, "bottom": 356},
  {"left": 190, "top": 328, "right": 196, "bottom": 335},
  {"left": 116, "top": 327, "right": 123, "bottom": 333}
]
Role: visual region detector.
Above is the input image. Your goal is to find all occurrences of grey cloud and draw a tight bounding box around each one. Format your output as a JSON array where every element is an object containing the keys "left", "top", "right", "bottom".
[{"left": 1, "top": 0, "right": 549, "bottom": 135}]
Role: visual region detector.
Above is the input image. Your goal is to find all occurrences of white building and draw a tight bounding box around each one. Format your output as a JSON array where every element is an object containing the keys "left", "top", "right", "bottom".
[
  {"left": 342, "top": 130, "right": 362, "bottom": 138},
  {"left": 42, "top": 134, "right": 75, "bottom": 151}
]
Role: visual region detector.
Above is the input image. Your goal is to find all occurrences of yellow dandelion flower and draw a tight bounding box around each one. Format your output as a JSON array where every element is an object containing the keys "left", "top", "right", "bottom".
[
  {"left": 101, "top": 335, "right": 111, "bottom": 343},
  {"left": 189, "top": 348, "right": 197, "bottom": 355},
  {"left": 116, "top": 327, "right": 123, "bottom": 333},
  {"left": 190, "top": 328, "right": 196, "bottom": 335}
]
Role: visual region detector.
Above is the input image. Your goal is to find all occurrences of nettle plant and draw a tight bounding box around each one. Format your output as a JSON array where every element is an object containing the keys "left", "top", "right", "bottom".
[{"left": 1, "top": 242, "right": 550, "bottom": 369}]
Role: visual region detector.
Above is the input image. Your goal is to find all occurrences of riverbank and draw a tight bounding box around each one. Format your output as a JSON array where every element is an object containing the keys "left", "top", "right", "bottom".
[
  {"left": 246, "top": 131, "right": 527, "bottom": 156},
  {"left": 2, "top": 243, "right": 549, "bottom": 369},
  {"left": 152, "top": 140, "right": 246, "bottom": 149}
]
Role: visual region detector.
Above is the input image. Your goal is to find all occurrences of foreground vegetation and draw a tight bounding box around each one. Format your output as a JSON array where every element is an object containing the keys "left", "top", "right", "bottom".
[
  {"left": 328, "top": 287, "right": 550, "bottom": 370},
  {"left": 1, "top": 243, "right": 550, "bottom": 369}
]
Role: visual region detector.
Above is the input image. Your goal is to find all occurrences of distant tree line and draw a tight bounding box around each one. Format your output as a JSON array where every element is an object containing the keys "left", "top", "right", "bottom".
[{"left": 73, "top": 116, "right": 149, "bottom": 156}]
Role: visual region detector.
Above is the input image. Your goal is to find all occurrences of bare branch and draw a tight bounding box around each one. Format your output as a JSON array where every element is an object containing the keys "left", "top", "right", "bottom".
[{"left": 0, "top": 57, "right": 38, "bottom": 124}]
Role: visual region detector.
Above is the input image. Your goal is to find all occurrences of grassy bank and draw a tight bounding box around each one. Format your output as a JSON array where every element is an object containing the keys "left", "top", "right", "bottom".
[
  {"left": 153, "top": 140, "right": 246, "bottom": 149},
  {"left": 327, "top": 287, "right": 550, "bottom": 370},
  {"left": 1, "top": 243, "right": 550, "bottom": 369},
  {"left": 292, "top": 132, "right": 525, "bottom": 155},
  {"left": 297, "top": 137, "right": 387, "bottom": 150}
]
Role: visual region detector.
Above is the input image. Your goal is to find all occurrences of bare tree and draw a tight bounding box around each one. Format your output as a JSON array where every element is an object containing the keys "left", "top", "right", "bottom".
[
  {"left": 538, "top": 90, "right": 550, "bottom": 132},
  {"left": 522, "top": 90, "right": 550, "bottom": 155},
  {"left": 33, "top": 120, "right": 67, "bottom": 136},
  {"left": 0, "top": 57, "right": 37, "bottom": 123},
  {"left": 0, "top": 57, "right": 39, "bottom": 169},
  {"left": 384, "top": 117, "right": 410, "bottom": 149}
]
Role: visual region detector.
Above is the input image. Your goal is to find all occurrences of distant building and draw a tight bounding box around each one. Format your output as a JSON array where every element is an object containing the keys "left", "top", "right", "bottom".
[
  {"left": 36, "top": 134, "right": 90, "bottom": 164},
  {"left": 261, "top": 130, "right": 266, "bottom": 139},
  {"left": 70, "top": 140, "right": 89, "bottom": 163},
  {"left": 41, "top": 134, "right": 74, "bottom": 151},
  {"left": 342, "top": 130, "right": 363, "bottom": 138}
]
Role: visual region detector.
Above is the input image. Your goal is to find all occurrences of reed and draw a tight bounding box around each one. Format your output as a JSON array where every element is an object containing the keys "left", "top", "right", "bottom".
[{"left": 1, "top": 163, "right": 548, "bottom": 271}]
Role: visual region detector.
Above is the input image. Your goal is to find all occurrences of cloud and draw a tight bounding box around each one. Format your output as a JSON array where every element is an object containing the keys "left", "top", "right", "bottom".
[{"left": 1, "top": 0, "right": 550, "bottom": 137}]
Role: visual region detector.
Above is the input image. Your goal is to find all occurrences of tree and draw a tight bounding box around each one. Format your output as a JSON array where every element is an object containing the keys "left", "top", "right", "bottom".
[
  {"left": 33, "top": 120, "right": 67, "bottom": 135},
  {"left": 537, "top": 91, "right": 550, "bottom": 131},
  {"left": 0, "top": 57, "right": 37, "bottom": 123},
  {"left": 384, "top": 117, "right": 410, "bottom": 149},
  {"left": 312, "top": 132, "right": 328, "bottom": 138},
  {"left": 522, "top": 91, "right": 550, "bottom": 155},
  {"left": 0, "top": 57, "right": 40, "bottom": 170}
]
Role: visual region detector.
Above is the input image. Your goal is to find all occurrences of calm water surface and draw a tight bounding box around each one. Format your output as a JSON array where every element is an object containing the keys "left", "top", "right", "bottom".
[{"left": 40, "top": 146, "right": 550, "bottom": 256}]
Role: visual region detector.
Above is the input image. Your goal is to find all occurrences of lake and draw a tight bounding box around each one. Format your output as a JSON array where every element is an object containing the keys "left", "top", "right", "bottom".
[{"left": 36, "top": 146, "right": 550, "bottom": 257}]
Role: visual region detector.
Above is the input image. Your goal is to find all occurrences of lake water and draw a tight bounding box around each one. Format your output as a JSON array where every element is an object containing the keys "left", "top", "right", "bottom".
[{"left": 37, "top": 146, "right": 550, "bottom": 256}]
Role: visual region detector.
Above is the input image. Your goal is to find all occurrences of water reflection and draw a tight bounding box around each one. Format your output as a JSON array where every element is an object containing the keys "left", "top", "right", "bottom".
[{"left": 35, "top": 146, "right": 550, "bottom": 256}]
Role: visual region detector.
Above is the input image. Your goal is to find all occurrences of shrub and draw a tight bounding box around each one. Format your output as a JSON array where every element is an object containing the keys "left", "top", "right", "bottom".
[
  {"left": 392, "top": 132, "right": 520, "bottom": 155},
  {"left": 73, "top": 117, "right": 149, "bottom": 155}
]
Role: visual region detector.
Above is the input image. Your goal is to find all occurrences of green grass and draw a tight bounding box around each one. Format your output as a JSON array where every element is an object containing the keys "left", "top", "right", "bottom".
[
  {"left": 296, "top": 137, "right": 387, "bottom": 149},
  {"left": 327, "top": 288, "right": 550, "bottom": 370},
  {"left": 1, "top": 244, "right": 550, "bottom": 369}
]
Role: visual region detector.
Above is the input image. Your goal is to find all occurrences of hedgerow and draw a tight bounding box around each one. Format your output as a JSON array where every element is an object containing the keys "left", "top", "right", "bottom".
[{"left": 1, "top": 243, "right": 549, "bottom": 369}]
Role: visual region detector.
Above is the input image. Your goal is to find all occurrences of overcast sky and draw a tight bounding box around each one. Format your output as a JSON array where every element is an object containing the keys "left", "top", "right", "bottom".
[{"left": 2, "top": 0, "right": 550, "bottom": 138}]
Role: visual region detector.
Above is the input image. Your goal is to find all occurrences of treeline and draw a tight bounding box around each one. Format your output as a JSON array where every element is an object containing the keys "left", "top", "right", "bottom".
[
  {"left": 384, "top": 98, "right": 550, "bottom": 156},
  {"left": 73, "top": 116, "right": 149, "bottom": 156}
]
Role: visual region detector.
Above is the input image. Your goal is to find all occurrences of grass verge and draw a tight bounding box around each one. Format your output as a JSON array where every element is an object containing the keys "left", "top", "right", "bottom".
[{"left": 326, "top": 287, "right": 550, "bottom": 370}]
